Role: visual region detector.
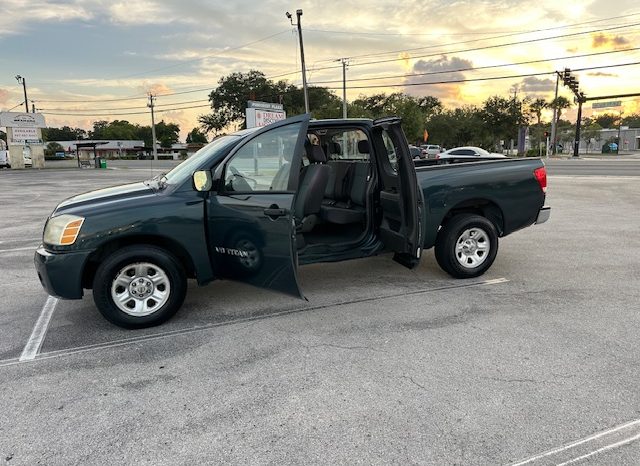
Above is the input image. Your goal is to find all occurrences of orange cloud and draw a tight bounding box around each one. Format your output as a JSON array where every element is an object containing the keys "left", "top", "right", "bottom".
[
  {"left": 0, "top": 88, "right": 9, "bottom": 105},
  {"left": 591, "top": 33, "right": 629, "bottom": 49}
]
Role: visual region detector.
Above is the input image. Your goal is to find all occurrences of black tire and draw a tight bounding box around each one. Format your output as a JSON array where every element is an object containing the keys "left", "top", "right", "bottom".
[
  {"left": 434, "top": 214, "right": 498, "bottom": 278},
  {"left": 92, "top": 245, "right": 187, "bottom": 329}
]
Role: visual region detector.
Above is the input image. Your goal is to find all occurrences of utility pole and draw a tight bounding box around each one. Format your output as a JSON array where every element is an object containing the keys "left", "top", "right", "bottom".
[
  {"left": 616, "top": 110, "right": 624, "bottom": 153},
  {"left": 287, "top": 9, "right": 309, "bottom": 113},
  {"left": 573, "top": 98, "right": 583, "bottom": 158},
  {"left": 31, "top": 101, "right": 36, "bottom": 113},
  {"left": 147, "top": 94, "right": 158, "bottom": 161},
  {"left": 558, "top": 68, "right": 586, "bottom": 158},
  {"left": 340, "top": 58, "right": 348, "bottom": 119},
  {"left": 15, "top": 75, "right": 29, "bottom": 113},
  {"left": 549, "top": 72, "right": 559, "bottom": 156}
]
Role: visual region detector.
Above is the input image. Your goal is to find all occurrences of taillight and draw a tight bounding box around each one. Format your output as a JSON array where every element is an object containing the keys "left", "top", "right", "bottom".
[{"left": 534, "top": 166, "right": 547, "bottom": 193}]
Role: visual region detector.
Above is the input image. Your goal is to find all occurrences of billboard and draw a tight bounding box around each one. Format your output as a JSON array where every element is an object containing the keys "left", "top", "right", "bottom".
[
  {"left": 0, "top": 112, "right": 46, "bottom": 128},
  {"left": 246, "top": 101, "right": 286, "bottom": 128},
  {"left": 9, "top": 127, "right": 42, "bottom": 145}
]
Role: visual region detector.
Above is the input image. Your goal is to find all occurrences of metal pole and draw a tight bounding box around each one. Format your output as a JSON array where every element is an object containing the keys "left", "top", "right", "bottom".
[
  {"left": 616, "top": 110, "right": 623, "bottom": 154},
  {"left": 573, "top": 99, "right": 582, "bottom": 157},
  {"left": 549, "top": 72, "right": 559, "bottom": 156},
  {"left": 341, "top": 59, "right": 347, "bottom": 119},
  {"left": 148, "top": 94, "right": 158, "bottom": 161},
  {"left": 295, "top": 10, "right": 310, "bottom": 114}
]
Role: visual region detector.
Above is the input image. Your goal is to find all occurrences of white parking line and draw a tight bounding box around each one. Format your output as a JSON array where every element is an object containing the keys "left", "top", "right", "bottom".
[
  {"left": 19, "top": 296, "right": 59, "bottom": 361},
  {"left": 556, "top": 432, "right": 640, "bottom": 465},
  {"left": 512, "top": 418, "right": 640, "bottom": 465},
  {"left": 0, "top": 277, "right": 509, "bottom": 367}
]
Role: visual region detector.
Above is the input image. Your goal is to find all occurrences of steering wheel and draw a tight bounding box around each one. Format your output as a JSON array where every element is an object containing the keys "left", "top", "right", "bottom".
[{"left": 228, "top": 165, "right": 257, "bottom": 191}]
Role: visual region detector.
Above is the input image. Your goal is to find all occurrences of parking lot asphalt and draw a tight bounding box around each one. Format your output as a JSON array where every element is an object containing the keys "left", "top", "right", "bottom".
[{"left": 0, "top": 166, "right": 639, "bottom": 464}]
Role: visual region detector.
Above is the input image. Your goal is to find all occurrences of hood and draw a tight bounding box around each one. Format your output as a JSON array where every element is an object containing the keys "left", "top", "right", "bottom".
[{"left": 54, "top": 182, "right": 156, "bottom": 215}]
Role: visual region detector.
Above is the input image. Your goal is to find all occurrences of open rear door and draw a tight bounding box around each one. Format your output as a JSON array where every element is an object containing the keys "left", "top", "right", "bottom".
[{"left": 372, "top": 117, "right": 423, "bottom": 268}]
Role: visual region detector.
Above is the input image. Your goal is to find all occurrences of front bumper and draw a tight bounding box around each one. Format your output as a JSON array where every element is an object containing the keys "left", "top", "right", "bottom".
[
  {"left": 535, "top": 206, "right": 551, "bottom": 224},
  {"left": 34, "top": 246, "right": 92, "bottom": 299}
]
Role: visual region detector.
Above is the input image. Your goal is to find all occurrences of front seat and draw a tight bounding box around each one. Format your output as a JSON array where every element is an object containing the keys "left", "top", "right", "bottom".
[{"left": 294, "top": 144, "right": 330, "bottom": 232}]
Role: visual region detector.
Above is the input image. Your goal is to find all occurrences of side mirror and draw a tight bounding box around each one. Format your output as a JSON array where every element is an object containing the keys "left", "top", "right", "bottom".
[{"left": 193, "top": 170, "right": 212, "bottom": 192}]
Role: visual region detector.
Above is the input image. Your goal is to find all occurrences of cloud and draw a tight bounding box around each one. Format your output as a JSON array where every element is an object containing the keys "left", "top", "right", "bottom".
[
  {"left": 0, "top": 89, "right": 10, "bottom": 105},
  {"left": 0, "top": 0, "right": 92, "bottom": 36},
  {"left": 587, "top": 71, "right": 619, "bottom": 77},
  {"left": 404, "top": 55, "right": 473, "bottom": 102},
  {"left": 520, "top": 77, "right": 555, "bottom": 95},
  {"left": 591, "top": 33, "right": 629, "bottom": 49}
]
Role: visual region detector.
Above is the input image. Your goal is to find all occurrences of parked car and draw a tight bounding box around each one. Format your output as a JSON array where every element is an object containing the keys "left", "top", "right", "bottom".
[
  {"left": 0, "top": 150, "right": 9, "bottom": 168},
  {"left": 35, "top": 115, "right": 549, "bottom": 328},
  {"left": 409, "top": 145, "right": 424, "bottom": 159},
  {"left": 0, "top": 150, "right": 33, "bottom": 168},
  {"left": 421, "top": 144, "right": 443, "bottom": 158},
  {"left": 436, "top": 146, "right": 506, "bottom": 160}
]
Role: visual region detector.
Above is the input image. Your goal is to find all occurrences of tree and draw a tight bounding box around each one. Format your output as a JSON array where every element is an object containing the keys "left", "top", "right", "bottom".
[
  {"left": 481, "top": 95, "right": 528, "bottom": 148},
  {"left": 45, "top": 142, "right": 64, "bottom": 156},
  {"left": 199, "top": 70, "right": 278, "bottom": 134},
  {"left": 186, "top": 128, "right": 208, "bottom": 144},
  {"left": 528, "top": 98, "right": 547, "bottom": 126},
  {"left": 550, "top": 96, "right": 571, "bottom": 121},
  {"left": 42, "top": 126, "right": 87, "bottom": 141},
  {"left": 155, "top": 121, "right": 180, "bottom": 148},
  {"left": 199, "top": 70, "right": 344, "bottom": 134},
  {"left": 622, "top": 113, "right": 640, "bottom": 127},
  {"left": 593, "top": 113, "right": 619, "bottom": 129},
  {"left": 580, "top": 121, "right": 602, "bottom": 153}
]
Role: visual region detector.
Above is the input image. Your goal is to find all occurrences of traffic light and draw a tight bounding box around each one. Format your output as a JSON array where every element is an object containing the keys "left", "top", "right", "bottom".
[{"left": 563, "top": 68, "right": 571, "bottom": 82}]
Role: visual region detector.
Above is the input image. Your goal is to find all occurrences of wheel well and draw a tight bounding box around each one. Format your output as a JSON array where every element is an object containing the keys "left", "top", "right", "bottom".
[
  {"left": 440, "top": 199, "right": 504, "bottom": 236},
  {"left": 81, "top": 235, "right": 197, "bottom": 289}
]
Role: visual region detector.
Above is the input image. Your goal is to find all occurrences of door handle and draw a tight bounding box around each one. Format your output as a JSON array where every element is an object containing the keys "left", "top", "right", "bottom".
[{"left": 264, "top": 206, "right": 287, "bottom": 218}]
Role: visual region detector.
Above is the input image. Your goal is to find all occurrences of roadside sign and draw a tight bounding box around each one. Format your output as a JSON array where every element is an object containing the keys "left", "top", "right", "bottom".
[
  {"left": 592, "top": 101, "right": 622, "bottom": 109},
  {"left": 246, "top": 100, "right": 286, "bottom": 128},
  {"left": 0, "top": 112, "right": 46, "bottom": 128}
]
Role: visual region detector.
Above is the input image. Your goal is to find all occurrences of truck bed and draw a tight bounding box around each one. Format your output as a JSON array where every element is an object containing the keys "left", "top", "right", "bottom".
[{"left": 415, "top": 158, "right": 546, "bottom": 249}]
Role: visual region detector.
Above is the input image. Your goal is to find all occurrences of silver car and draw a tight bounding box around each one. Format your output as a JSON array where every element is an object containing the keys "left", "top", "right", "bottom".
[{"left": 436, "top": 146, "right": 506, "bottom": 160}]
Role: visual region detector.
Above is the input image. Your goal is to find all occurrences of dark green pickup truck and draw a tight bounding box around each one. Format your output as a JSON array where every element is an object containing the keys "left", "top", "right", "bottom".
[{"left": 35, "top": 115, "right": 549, "bottom": 328}]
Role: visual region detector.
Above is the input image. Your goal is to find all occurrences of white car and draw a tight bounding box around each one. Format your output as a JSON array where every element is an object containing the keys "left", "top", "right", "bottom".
[
  {"left": 436, "top": 146, "right": 507, "bottom": 160},
  {"left": 0, "top": 150, "right": 33, "bottom": 168},
  {"left": 421, "top": 144, "right": 443, "bottom": 158}
]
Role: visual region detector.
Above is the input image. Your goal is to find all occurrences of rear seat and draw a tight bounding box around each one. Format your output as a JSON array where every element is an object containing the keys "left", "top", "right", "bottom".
[{"left": 320, "top": 161, "right": 369, "bottom": 225}]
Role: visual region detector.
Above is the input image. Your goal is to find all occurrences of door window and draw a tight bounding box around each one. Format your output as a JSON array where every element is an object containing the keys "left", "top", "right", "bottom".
[
  {"left": 224, "top": 122, "right": 301, "bottom": 193},
  {"left": 381, "top": 130, "right": 398, "bottom": 173}
]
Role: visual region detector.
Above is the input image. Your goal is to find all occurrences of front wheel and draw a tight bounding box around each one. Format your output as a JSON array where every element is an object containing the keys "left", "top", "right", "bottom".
[
  {"left": 434, "top": 214, "right": 498, "bottom": 278},
  {"left": 92, "top": 246, "right": 187, "bottom": 329}
]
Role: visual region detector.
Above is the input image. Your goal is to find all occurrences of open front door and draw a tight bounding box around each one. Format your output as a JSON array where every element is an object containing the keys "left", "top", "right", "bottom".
[
  {"left": 372, "top": 117, "right": 424, "bottom": 268},
  {"left": 206, "top": 114, "right": 310, "bottom": 297}
]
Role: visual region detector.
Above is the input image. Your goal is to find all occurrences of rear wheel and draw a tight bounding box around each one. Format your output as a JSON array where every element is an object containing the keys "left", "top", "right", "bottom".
[
  {"left": 92, "top": 246, "right": 187, "bottom": 328},
  {"left": 434, "top": 214, "right": 498, "bottom": 278}
]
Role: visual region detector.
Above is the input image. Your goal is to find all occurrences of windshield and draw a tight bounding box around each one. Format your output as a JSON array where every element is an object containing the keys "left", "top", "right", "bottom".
[
  {"left": 476, "top": 147, "right": 490, "bottom": 156},
  {"left": 162, "top": 135, "right": 241, "bottom": 186}
]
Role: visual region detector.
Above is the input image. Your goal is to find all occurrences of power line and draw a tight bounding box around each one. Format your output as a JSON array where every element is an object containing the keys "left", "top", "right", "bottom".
[
  {"left": 245, "top": 21, "right": 640, "bottom": 81},
  {"left": 305, "top": 12, "right": 640, "bottom": 37},
  {"left": 309, "top": 47, "right": 640, "bottom": 85},
  {"left": 319, "top": 61, "right": 640, "bottom": 90},
  {"left": 42, "top": 46, "right": 640, "bottom": 113},
  {"left": 40, "top": 61, "right": 640, "bottom": 117}
]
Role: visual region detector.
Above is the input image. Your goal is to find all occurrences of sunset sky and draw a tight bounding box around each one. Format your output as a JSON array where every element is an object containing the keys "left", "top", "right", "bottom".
[{"left": 1, "top": 0, "right": 639, "bottom": 139}]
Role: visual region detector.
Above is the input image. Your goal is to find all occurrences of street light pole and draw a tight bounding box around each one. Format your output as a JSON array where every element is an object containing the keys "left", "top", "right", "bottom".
[
  {"left": 287, "top": 9, "right": 309, "bottom": 113},
  {"left": 549, "top": 72, "right": 559, "bottom": 156},
  {"left": 15, "top": 75, "right": 29, "bottom": 113}
]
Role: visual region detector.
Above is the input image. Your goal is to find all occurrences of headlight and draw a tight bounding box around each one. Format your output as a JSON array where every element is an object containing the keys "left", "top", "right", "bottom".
[{"left": 44, "top": 214, "right": 85, "bottom": 246}]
